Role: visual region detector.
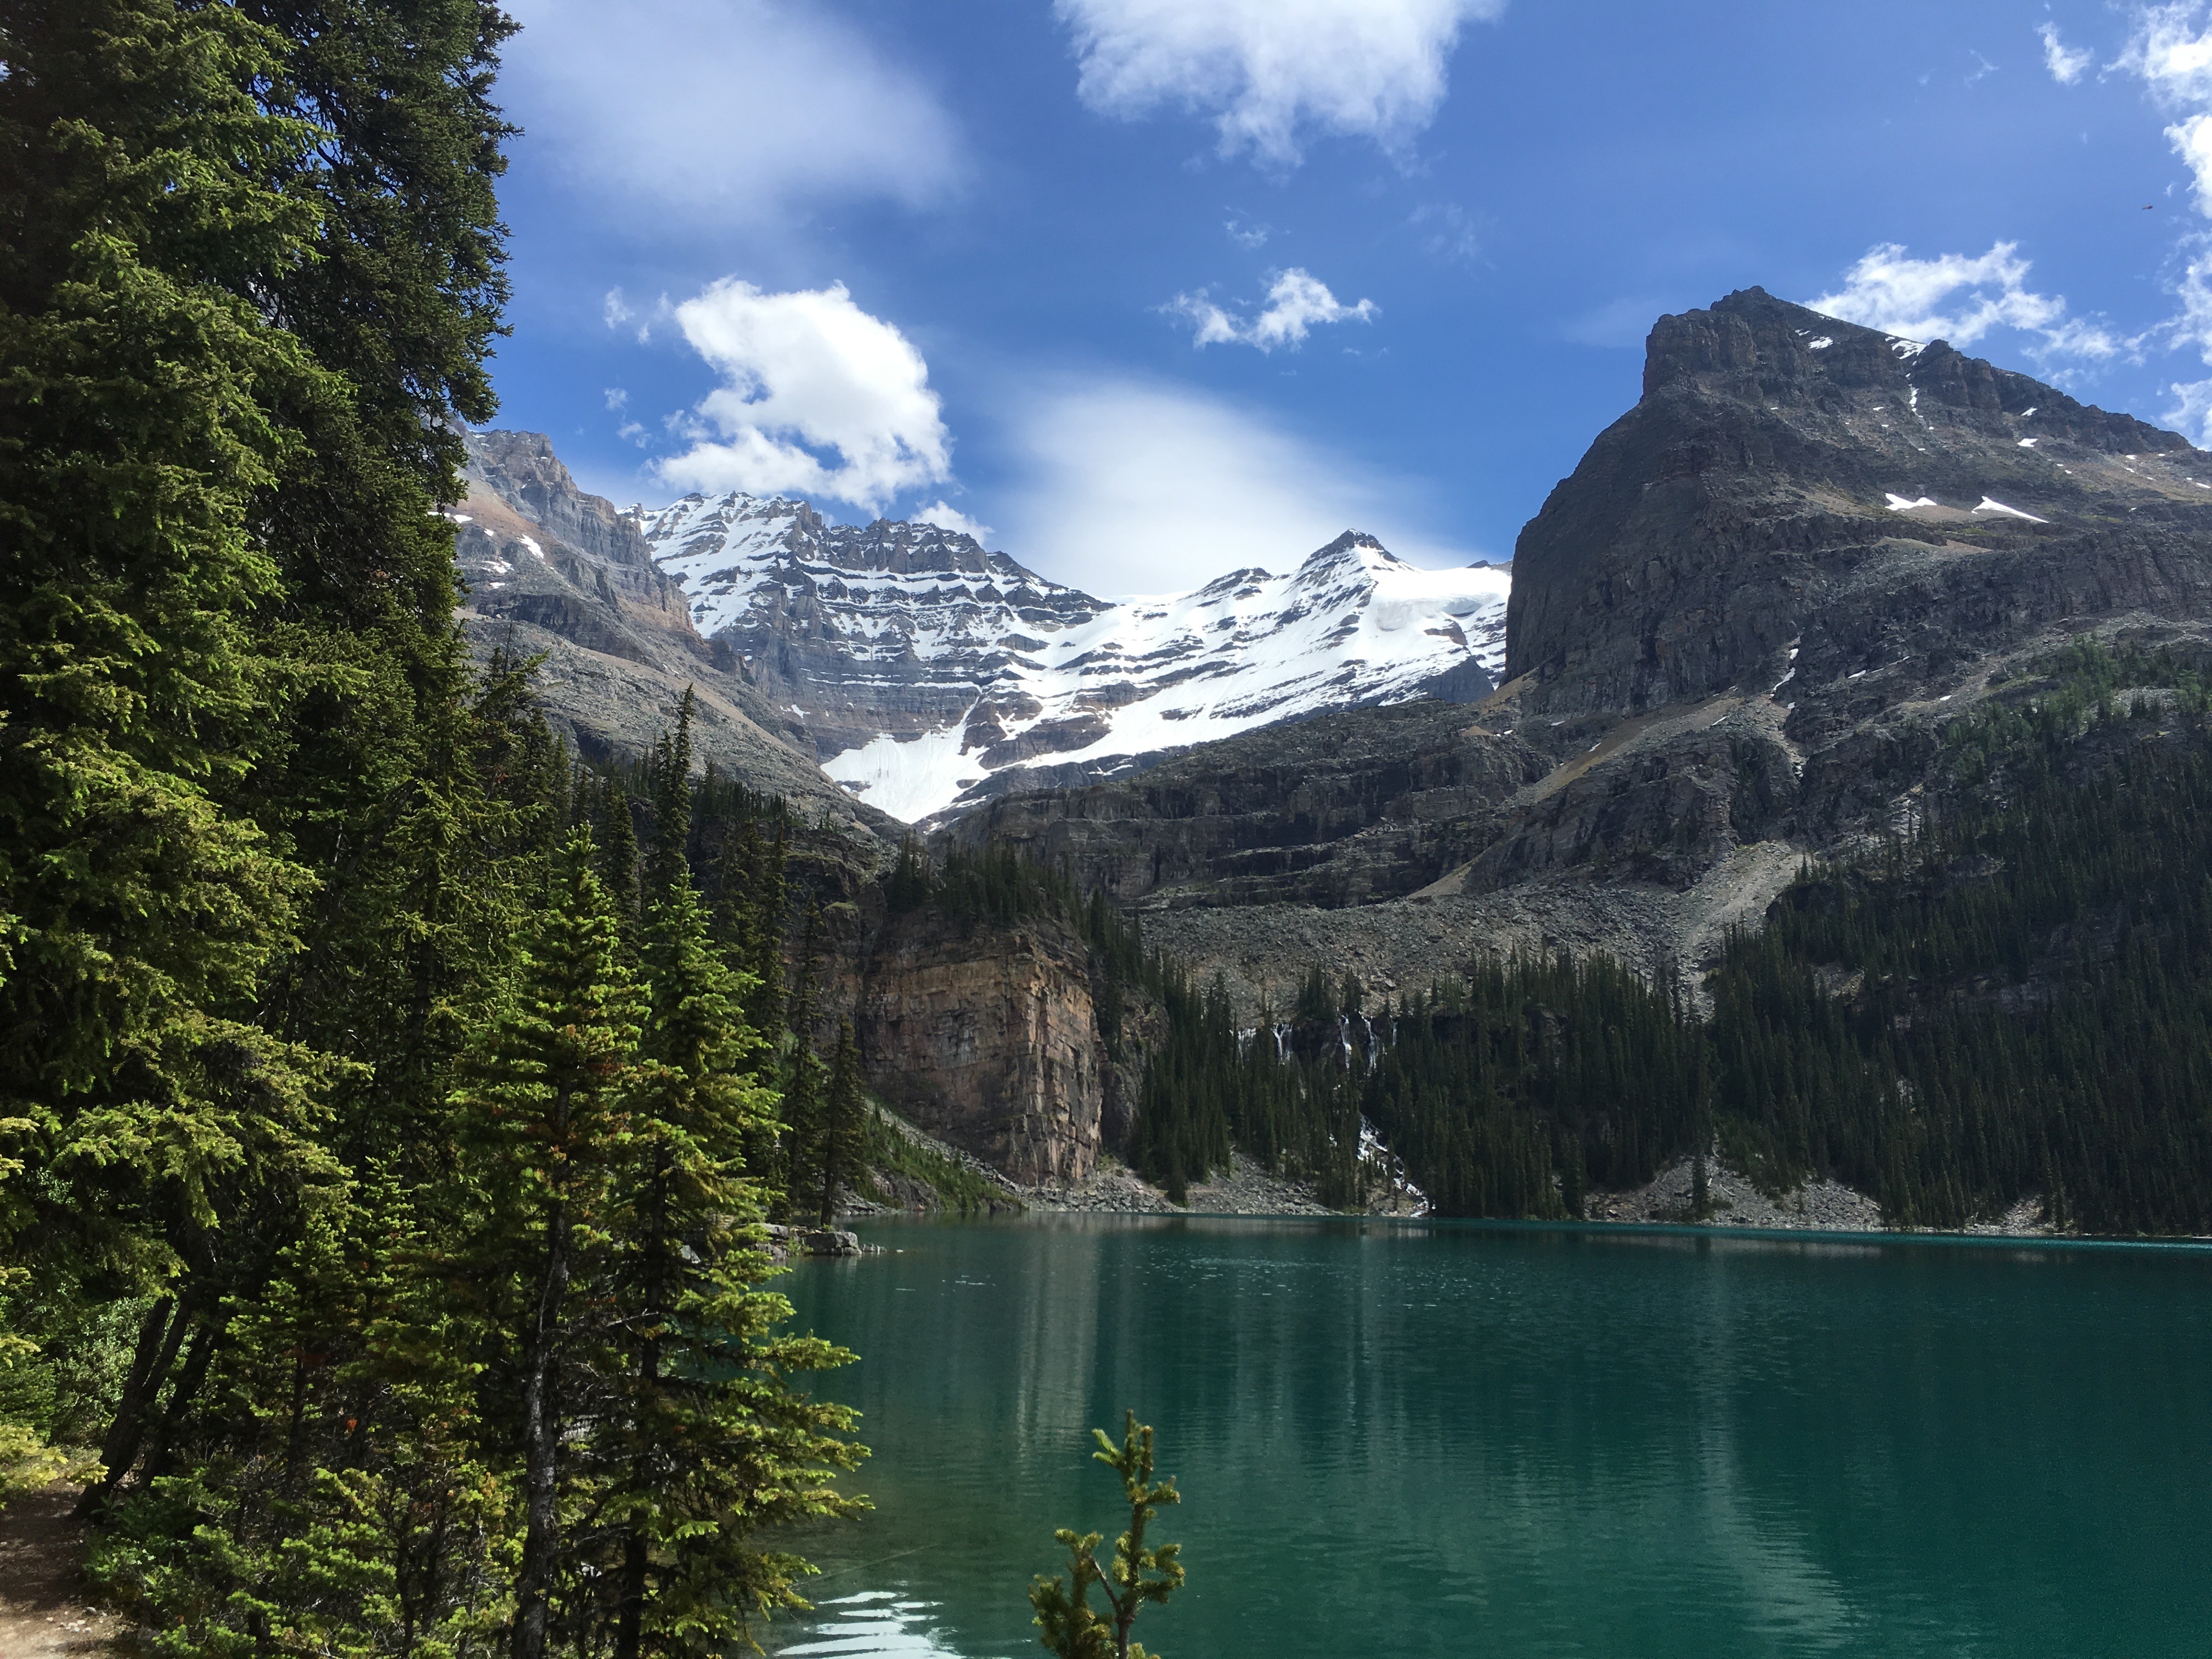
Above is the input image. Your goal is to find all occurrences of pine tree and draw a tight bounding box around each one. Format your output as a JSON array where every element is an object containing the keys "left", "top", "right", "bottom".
[
  {"left": 599, "top": 864, "right": 865, "bottom": 1657},
  {"left": 447, "top": 827, "right": 644, "bottom": 1659},
  {"left": 819, "top": 1019, "right": 866, "bottom": 1227},
  {"left": 1030, "top": 1413, "right": 1184, "bottom": 1659}
]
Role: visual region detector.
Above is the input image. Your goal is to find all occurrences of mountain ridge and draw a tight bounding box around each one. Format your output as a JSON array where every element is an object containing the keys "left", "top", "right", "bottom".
[{"left": 631, "top": 487, "right": 1509, "bottom": 823}]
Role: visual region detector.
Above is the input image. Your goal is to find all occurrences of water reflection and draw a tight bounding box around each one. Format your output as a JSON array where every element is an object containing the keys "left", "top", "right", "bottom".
[
  {"left": 776, "top": 1593, "right": 980, "bottom": 1658},
  {"left": 769, "top": 1216, "right": 2212, "bottom": 1659}
]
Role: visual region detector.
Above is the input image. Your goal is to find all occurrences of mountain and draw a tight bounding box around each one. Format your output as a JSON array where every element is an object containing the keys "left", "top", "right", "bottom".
[
  {"left": 1507, "top": 285, "right": 2209, "bottom": 719},
  {"left": 450, "top": 432, "right": 899, "bottom": 836},
  {"left": 633, "top": 491, "right": 1508, "bottom": 823},
  {"left": 955, "top": 288, "right": 2212, "bottom": 1026}
]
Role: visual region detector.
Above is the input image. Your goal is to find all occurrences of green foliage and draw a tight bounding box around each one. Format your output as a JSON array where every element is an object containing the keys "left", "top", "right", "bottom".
[
  {"left": 1030, "top": 1412, "right": 1184, "bottom": 1659},
  {"left": 860, "top": 1109, "right": 1018, "bottom": 1215},
  {"left": 1, "top": 8, "right": 865, "bottom": 1650},
  {"left": 1712, "top": 680, "right": 2212, "bottom": 1232}
]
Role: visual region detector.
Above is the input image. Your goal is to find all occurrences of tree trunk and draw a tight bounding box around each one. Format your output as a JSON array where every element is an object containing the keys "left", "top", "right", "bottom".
[
  {"left": 511, "top": 1194, "right": 570, "bottom": 1659},
  {"left": 613, "top": 1138, "right": 669, "bottom": 1659},
  {"left": 77, "top": 1294, "right": 181, "bottom": 1519},
  {"left": 139, "top": 1316, "right": 222, "bottom": 1490}
]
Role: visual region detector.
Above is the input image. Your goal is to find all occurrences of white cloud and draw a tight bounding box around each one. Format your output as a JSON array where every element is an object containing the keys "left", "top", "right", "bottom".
[
  {"left": 1055, "top": 0, "right": 1505, "bottom": 167},
  {"left": 2163, "top": 375, "right": 2212, "bottom": 441},
  {"left": 504, "top": 1, "right": 960, "bottom": 224},
  {"left": 2039, "top": 21, "right": 2094, "bottom": 83},
  {"left": 603, "top": 387, "right": 628, "bottom": 412},
  {"left": 998, "top": 378, "right": 1480, "bottom": 594},
  {"left": 1410, "top": 201, "right": 1483, "bottom": 263},
  {"left": 1807, "top": 242, "right": 2129, "bottom": 364},
  {"left": 654, "top": 279, "right": 952, "bottom": 515},
  {"left": 1164, "top": 268, "right": 1377, "bottom": 351},
  {"left": 913, "top": 501, "right": 994, "bottom": 541},
  {"left": 2121, "top": 4, "right": 2212, "bottom": 212},
  {"left": 1224, "top": 216, "right": 1272, "bottom": 248}
]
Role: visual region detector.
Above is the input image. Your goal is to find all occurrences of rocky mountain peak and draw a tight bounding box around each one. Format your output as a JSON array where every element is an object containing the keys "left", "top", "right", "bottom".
[
  {"left": 1301, "top": 529, "right": 1397, "bottom": 567},
  {"left": 627, "top": 491, "right": 1509, "bottom": 824},
  {"left": 1640, "top": 286, "right": 2187, "bottom": 456},
  {"left": 1507, "top": 286, "right": 2212, "bottom": 720}
]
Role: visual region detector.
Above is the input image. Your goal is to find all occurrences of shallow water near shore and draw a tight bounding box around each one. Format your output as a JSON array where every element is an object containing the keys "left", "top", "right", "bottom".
[{"left": 765, "top": 1215, "right": 2212, "bottom": 1658}]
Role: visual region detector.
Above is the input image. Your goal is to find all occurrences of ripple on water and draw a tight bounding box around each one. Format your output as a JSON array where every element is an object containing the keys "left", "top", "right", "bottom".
[{"left": 772, "top": 1592, "right": 990, "bottom": 1659}]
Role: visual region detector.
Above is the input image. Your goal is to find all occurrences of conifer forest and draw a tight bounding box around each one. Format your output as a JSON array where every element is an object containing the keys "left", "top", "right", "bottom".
[{"left": 15, "top": 3, "right": 2212, "bottom": 1656}]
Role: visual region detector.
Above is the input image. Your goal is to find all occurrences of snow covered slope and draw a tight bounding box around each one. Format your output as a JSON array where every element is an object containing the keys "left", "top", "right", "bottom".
[{"left": 634, "top": 492, "right": 1509, "bottom": 825}]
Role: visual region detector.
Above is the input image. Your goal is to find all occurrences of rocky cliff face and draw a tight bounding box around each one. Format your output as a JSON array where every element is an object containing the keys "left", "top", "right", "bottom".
[
  {"left": 636, "top": 490, "right": 1508, "bottom": 823},
  {"left": 1504, "top": 286, "right": 2212, "bottom": 718},
  {"left": 450, "top": 433, "right": 898, "bottom": 837},
  {"left": 941, "top": 700, "right": 1548, "bottom": 912},
  {"left": 854, "top": 913, "right": 1115, "bottom": 1184}
]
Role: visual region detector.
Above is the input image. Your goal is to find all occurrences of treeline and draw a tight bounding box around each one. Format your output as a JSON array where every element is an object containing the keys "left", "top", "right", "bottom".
[
  {"left": 0, "top": 7, "right": 863, "bottom": 1654},
  {"left": 1713, "top": 660, "right": 2212, "bottom": 1232},
  {"left": 1128, "top": 647, "right": 2212, "bottom": 1234}
]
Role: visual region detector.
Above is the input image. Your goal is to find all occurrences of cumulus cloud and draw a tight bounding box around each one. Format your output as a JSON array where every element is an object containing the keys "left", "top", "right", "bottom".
[
  {"left": 1164, "top": 268, "right": 1377, "bottom": 351},
  {"left": 998, "top": 378, "right": 1480, "bottom": 593},
  {"left": 2164, "top": 374, "right": 2212, "bottom": 440},
  {"left": 913, "top": 501, "right": 994, "bottom": 541},
  {"left": 654, "top": 279, "right": 952, "bottom": 515},
  {"left": 2121, "top": 4, "right": 2212, "bottom": 211},
  {"left": 1055, "top": 0, "right": 1506, "bottom": 167},
  {"left": 2039, "top": 21, "right": 2094, "bottom": 83},
  {"left": 1807, "top": 242, "right": 2130, "bottom": 363},
  {"left": 504, "top": 0, "right": 960, "bottom": 224}
]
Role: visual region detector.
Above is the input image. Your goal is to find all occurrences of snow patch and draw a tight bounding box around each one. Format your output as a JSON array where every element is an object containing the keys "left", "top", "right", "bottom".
[
  {"left": 520, "top": 534, "right": 545, "bottom": 560},
  {"left": 1806, "top": 336, "right": 1834, "bottom": 349},
  {"left": 821, "top": 724, "right": 974, "bottom": 822},
  {"left": 640, "top": 492, "right": 1513, "bottom": 823},
  {"left": 1885, "top": 494, "right": 1940, "bottom": 512},
  {"left": 1973, "top": 497, "right": 2046, "bottom": 523},
  {"left": 2017, "top": 437, "right": 2040, "bottom": 448}
]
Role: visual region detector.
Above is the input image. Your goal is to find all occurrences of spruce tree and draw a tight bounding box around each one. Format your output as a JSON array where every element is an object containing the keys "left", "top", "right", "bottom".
[
  {"left": 819, "top": 1019, "right": 866, "bottom": 1227},
  {"left": 601, "top": 862, "right": 865, "bottom": 1657},
  {"left": 1030, "top": 1413, "right": 1184, "bottom": 1659},
  {"left": 447, "top": 827, "right": 644, "bottom": 1659}
]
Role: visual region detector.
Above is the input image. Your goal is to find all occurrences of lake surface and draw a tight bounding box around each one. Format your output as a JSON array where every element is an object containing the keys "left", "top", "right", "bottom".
[{"left": 765, "top": 1216, "right": 2212, "bottom": 1659}]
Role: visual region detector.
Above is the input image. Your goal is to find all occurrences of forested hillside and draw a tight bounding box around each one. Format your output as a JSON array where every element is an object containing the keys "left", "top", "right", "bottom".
[
  {"left": 0, "top": 5, "right": 868, "bottom": 1652},
  {"left": 1126, "top": 646, "right": 2212, "bottom": 1235}
]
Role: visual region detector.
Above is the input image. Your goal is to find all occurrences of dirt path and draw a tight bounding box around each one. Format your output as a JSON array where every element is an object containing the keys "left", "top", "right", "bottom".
[{"left": 0, "top": 1486, "right": 126, "bottom": 1656}]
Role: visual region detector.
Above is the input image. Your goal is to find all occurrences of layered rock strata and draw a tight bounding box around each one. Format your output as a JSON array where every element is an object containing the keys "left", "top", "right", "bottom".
[{"left": 450, "top": 432, "right": 898, "bottom": 836}]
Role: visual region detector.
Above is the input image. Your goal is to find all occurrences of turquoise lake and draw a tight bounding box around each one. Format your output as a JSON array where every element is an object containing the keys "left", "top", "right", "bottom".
[{"left": 764, "top": 1216, "right": 2212, "bottom": 1658}]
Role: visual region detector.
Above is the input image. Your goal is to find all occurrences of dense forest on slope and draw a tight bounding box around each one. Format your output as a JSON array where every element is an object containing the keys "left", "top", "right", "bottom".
[
  {"left": 0, "top": 5, "right": 878, "bottom": 1653},
  {"left": 1128, "top": 647, "right": 2212, "bottom": 1235}
]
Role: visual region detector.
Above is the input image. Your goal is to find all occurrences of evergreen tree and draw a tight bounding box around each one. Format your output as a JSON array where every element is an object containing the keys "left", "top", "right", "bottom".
[
  {"left": 447, "top": 828, "right": 644, "bottom": 1659},
  {"left": 818, "top": 1019, "right": 866, "bottom": 1227},
  {"left": 645, "top": 690, "right": 695, "bottom": 899},
  {"left": 777, "top": 906, "right": 826, "bottom": 1219},
  {"left": 1030, "top": 1412, "right": 1184, "bottom": 1659},
  {"left": 602, "top": 866, "right": 866, "bottom": 1657},
  {"left": 599, "top": 776, "right": 642, "bottom": 958}
]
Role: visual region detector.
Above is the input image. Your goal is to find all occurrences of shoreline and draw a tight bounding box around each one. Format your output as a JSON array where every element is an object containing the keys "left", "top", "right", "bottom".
[{"left": 873, "top": 1147, "right": 2110, "bottom": 1243}]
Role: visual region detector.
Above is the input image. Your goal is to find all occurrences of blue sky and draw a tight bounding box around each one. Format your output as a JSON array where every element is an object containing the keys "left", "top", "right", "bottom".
[{"left": 490, "top": 0, "right": 2212, "bottom": 594}]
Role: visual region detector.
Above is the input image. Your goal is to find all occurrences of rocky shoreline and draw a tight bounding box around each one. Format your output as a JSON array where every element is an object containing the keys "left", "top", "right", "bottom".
[
  {"left": 845, "top": 1110, "right": 2066, "bottom": 1238},
  {"left": 981, "top": 1150, "right": 2067, "bottom": 1239}
]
